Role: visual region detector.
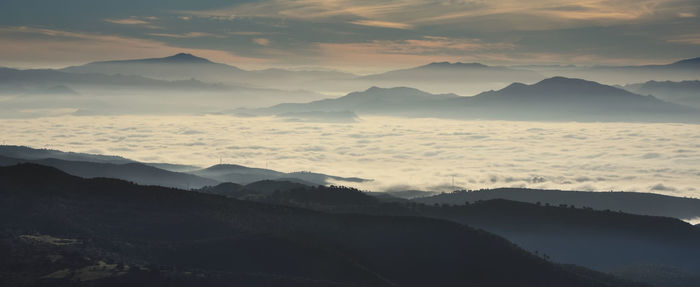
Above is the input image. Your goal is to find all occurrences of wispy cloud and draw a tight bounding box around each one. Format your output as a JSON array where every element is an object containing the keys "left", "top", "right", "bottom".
[
  {"left": 350, "top": 20, "right": 412, "bottom": 29},
  {"left": 253, "top": 38, "right": 271, "bottom": 45},
  {"left": 184, "top": 0, "right": 696, "bottom": 28},
  {"left": 148, "top": 32, "right": 219, "bottom": 38},
  {"left": 104, "top": 18, "right": 151, "bottom": 25},
  {"left": 667, "top": 33, "right": 700, "bottom": 45}
]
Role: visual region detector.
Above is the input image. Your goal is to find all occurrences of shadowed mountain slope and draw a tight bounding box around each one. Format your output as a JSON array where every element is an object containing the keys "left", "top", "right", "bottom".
[
  {"left": 0, "top": 164, "right": 645, "bottom": 287},
  {"left": 0, "top": 155, "right": 217, "bottom": 190},
  {"left": 413, "top": 188, "right": 700, "bottom": 220},
  {"left": 209, "top": 183, "right": 700, "bottom": 287}
]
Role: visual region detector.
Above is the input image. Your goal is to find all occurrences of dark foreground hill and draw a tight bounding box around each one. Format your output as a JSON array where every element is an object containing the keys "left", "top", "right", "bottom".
[
  {"left": 413, "top": 188, "right": 700, "bottom": 220},
  {"left": 0, "top": 164, "right": 644, "bottom": 287},
  {"left": 203, "top": 183, "right": 700, "bottom": 287}
]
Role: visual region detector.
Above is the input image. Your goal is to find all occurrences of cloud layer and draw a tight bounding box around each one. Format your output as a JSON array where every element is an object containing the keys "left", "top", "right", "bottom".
[{"left": 2, "top": 115, "right": 698, "bottom": 197}]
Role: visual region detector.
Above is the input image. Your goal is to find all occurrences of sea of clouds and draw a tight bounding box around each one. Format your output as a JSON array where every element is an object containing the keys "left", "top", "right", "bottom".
[{"left": 2, "top": 115, "right": 699, "bottom": 197}]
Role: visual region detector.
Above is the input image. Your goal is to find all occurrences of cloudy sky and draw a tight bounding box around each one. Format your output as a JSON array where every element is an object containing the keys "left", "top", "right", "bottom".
[{"left": 1, "top": 0, "right": 699, "bottom": 72}]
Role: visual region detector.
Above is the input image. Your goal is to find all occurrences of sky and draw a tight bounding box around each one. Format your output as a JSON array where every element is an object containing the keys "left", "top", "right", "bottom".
[{"left": 1, "top": 0, "right": 699, "bottom": 73}]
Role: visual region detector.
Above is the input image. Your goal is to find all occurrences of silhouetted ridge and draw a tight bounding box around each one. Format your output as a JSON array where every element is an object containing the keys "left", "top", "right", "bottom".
[
  {"left": 93, "top": 53, "right": 215, "bottom": 65},
  {"left": 0, "top": 164, "right": 647, "bottom": 287},
  {"left": 471, "top": 76, "right": 673, "bottom": 104},
  {"left": 671, "top": 57, "right": 700, "bottom": 66}
]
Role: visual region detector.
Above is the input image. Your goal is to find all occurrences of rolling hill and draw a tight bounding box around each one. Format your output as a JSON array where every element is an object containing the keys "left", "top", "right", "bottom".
[
  {"left": 413, "top": 188, "right": 700, "bottom": 220},
  {"left": 0, "top": 155, "right": 217, "bottom": 189},
  {"left": 0, "top": 163, "right": 645, "bottom": 287},
  {"left": 207, "top": 182, "right": 700, "bottom": 287},
  {"left": 190, "top": 164, "right": 368, "bottom": 186}
]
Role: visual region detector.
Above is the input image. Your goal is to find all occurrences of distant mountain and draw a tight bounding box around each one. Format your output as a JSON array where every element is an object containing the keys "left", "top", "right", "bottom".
[
  {"left": 458, "top": 76, "right": 696, "bottom": 121},
  {"left": 61, "top": 53, "right": 245, "bottom": 82},
  {"left": 247, "top": 78, "right": 699, "bottom": 122},
  {"left": 0, "top": 164, "right": 643, "bottom": 287},
  {"left": 354, "top": 62, "right": 545, "bottom": 96},
  {"left": 641, "top": 57, "right": 700, "bottom": 70},
  {"left": 0, "top": 66, "right": 224, "bottom": 91},
  {"left": 412, "top": 188, "right": 700, "bottom": 221},
  {"left": 363, "top": 62, "right": 543, "bottom": 84},
  {"left": 541, "top": 57, "right": 700, "bottom": 84},
  {"left": 0, "top": 155, "right": 217, "bottom": 189},
  {"left": 190, "top": 164, "right": 368, "bottom": 186},
  {"left": 623, "top": 80, "right": 700, "bottom": 109},
  {"left": 242, "top": 86, "right": 461, "bottom": 117},
  {"left": 0, "top": 65, "right": 329, "bottom": 118},
  {"left": 61, "top": 53, "right": 357, "bottom": 85}
]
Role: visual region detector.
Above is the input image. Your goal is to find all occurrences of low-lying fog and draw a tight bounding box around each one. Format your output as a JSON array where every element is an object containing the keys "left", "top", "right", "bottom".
[{"left": 3, "top": 115, "right": 699, "bottom": 197}]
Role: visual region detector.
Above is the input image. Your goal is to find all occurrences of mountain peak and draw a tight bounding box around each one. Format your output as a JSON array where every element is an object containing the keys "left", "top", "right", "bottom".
[
  {"left": 160, "top": 53, "right": 212, "bottom": 63},
  {"left": 205, "top": 164, "right": 249, "bottom": 170},
  {"left": 536, "top": 76, "right": 594, "bottom": 85}
]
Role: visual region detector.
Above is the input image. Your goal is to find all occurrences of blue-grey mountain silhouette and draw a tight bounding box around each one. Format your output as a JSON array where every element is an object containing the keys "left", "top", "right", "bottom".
[
  {"left": 623, "top": 80, "right": 700, "bottom": 109},
  {"left": 245, "top": 77, "right": 698, "bottom": 122}
]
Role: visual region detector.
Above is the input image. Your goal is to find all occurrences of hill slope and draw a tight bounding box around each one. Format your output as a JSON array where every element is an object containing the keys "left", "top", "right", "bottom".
[
  {"left": 191, "top": 164, "right": 368, "bottom": 186},
  {"left": 0, "top": 155, "right": 217, "bottom": 189},
  {"left": 0, "top": 164, "right": 644, "bottom": 287},
  {"left": 214, "top": 183, "right": 700, "bottom": 287},
  {"left": 413, "top": 188, "right": 700, "bottom": 220}
]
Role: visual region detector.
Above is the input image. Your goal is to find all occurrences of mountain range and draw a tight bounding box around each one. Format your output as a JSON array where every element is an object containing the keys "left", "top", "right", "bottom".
[
  {"left": 62, "top": 53, "right": 357, "bottom": 87},
  {"left": 541, "top": 57, "right": 700, "bottom": 84},
  {"left": 623, "top": 80, "right": 700, "bottom": 109},
  {"left": 0, "top": 145, "right": 366, "bottom": 188},
  {"left": 244, "top": 77, "right": 698, "bottom": 122},
  {"left": 3, "top": 53, "right": 700, "bottom": 120},
  {"left": 58, "top": 53, "right": 700, "bottom": 95}
]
